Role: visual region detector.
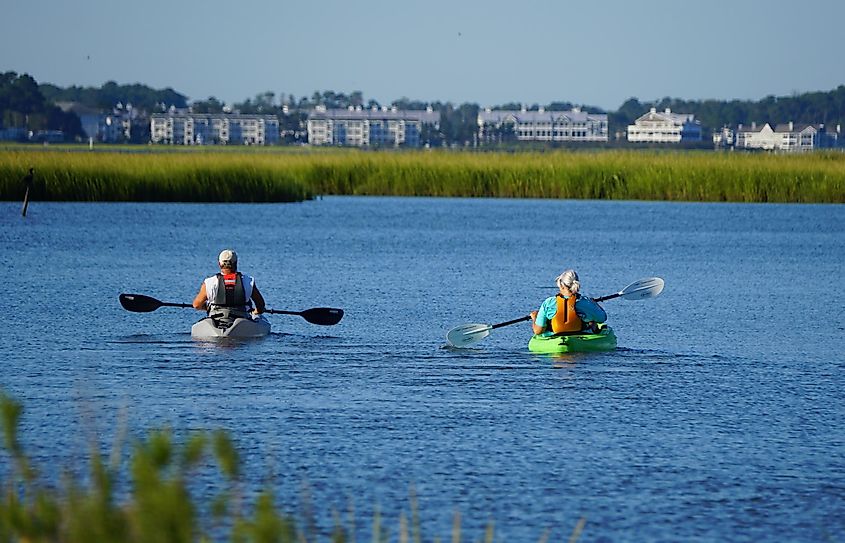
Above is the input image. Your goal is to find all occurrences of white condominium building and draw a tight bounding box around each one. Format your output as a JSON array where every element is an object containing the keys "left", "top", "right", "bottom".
[
  {"left": 627, "top": 108, "right": 702, "bottom": 143},
  {"left": 734, "top": 122, "right": 839, "bottom": 152},
  {"left": 306, "top": 106, "right": 440, "bottom": 147},
  {"left": 150, "top": 112, "right": 280, "bottom": 145},
  {"left": 477, "top": 108, "right": 608, "bottom": 143}
]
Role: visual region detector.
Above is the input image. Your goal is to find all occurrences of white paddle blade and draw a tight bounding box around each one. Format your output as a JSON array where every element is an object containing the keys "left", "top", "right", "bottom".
[
  {"left": 620, "top": 277, "right": 664, "bottom": 300},
  {"left": 446, "top": 323, "right": 493, "bottom": 347}
]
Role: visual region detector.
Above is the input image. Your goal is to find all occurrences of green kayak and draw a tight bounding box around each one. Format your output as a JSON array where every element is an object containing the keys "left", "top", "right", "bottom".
[{"left": 528, "top": 324, "right": 617, "bottom": 354}]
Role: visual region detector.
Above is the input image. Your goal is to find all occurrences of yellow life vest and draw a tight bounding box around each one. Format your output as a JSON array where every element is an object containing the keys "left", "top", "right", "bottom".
[{"left": 550, "top": 295, "right": 582, "bottom": 333}]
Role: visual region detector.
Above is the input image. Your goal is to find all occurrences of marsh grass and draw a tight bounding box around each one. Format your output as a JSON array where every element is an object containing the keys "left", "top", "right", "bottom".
[
  {"left": 0, "top": 393, "right": 583, "bottom": 542},
  {"left": 300, "top": 149, "right": 845, "bottom": 203},
  {"left": 2, "top": 147, "right": 841, "bottom": 203},
  {"left": 0, "top": 149, "right": 313, "bottom": 203}
]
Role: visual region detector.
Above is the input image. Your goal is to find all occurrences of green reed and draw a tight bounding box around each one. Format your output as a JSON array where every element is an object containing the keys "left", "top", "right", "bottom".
[
  {"left": 2, "top": 147, "right": 842, "bottom": 203},
  {"left": 0, "top": 149, "right": 313, "bottom": 203},
  {"left": 298, "top": 150, "right": 845, "bottom": 203},
  {"left": 0, "top": 393, "right": 582, "bottom": 543}
]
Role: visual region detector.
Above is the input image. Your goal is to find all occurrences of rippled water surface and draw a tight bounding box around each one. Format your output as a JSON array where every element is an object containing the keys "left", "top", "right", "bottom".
[{"left": 3, "top": 197, "right": 844, "bottom": 542}]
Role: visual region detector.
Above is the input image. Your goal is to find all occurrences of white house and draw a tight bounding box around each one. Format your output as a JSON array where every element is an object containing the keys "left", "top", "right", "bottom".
[
  {"left": 306, "top": 106, "right": 440, "bottom": 147},
  {"left": 734, "top": 122, "right": 839, "bottom": 152},
  {"left": 477, "top": 108, "right": 608, "bottom": 144},
  {"left": 627, "top": 108, "right": 702, "bottom": 143},
  {"left": 150, "top": 112, "right": 280, "bottom": 145}
]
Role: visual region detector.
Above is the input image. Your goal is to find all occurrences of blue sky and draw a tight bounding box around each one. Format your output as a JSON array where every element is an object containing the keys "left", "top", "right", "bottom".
[{"left": 2, "top": 0, "right": 843, "bottom": 110}]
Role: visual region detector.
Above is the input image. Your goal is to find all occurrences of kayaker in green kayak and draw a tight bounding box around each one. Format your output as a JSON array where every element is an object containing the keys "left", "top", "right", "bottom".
[{"left": 529, "top": 269, "right": 607, "bottom": 336}]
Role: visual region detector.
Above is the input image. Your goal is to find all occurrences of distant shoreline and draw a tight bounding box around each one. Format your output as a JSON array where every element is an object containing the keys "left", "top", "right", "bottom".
[{"left": 1, "top": 146, "right": 843, "bottom": 204}]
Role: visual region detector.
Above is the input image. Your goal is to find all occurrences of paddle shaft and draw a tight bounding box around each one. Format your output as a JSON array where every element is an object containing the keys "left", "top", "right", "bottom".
[
  {"left": 593, "top": 292, "right": 621, "bottom": 303},
  {"left": 265, "top": 309, "right": 302, "bottom": 316},
  {"left": 491, "top": 315, "right": 532, "bottom": 330}
]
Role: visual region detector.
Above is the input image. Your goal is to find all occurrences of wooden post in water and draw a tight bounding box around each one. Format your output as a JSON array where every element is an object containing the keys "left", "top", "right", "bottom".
[{"left": 21, "top": 167, "right": 34, "bottom": 217}]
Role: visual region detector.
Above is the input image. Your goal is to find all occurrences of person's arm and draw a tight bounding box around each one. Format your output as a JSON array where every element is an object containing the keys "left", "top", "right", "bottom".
[
  {"left": 251, "top": 285, "right": 266, "bottom": 314},
  {"left": 531, "top": 310, "right": 546, "bottom": 335},
  {"left": 575, "top": 296, "right": 607, "bottom": 323},
  {"left": 192, "top": 282, "right": 208, "bottom": 310},
  {"left": 531, "top": 297, "right": 553, "bottom": 335}
]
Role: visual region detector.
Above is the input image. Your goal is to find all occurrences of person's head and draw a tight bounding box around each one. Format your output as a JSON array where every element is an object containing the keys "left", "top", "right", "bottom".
[
  {"left": 218, "top": 249, "right": 238, "bottom": 271},
  {"left": 555, "top": 269, "right": 580, "bottom": 296}
]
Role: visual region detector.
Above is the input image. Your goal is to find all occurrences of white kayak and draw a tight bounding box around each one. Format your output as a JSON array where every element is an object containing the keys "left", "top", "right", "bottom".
[{"left": 191, "top": 315, "right": 271, "bottom": 339}]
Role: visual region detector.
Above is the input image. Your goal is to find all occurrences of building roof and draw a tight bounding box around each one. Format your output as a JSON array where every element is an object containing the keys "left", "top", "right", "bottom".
[
  {"left": 633, "top": 108, "right": 697, "bottom": 126},
  {"left": 478, "top": 109, "right": 606, "bottom": 124},
  {"left": 151, "top": 112, "right": 279, "bottom": 121},
  {"left": 737, "top": 123, "right": 830, "bottom": 134},
  {"left": 774, "top": 123, "right": 820, "bottom": 133},
  {"left": 308, "top": 107, "right": 440, "bottom": 123}
]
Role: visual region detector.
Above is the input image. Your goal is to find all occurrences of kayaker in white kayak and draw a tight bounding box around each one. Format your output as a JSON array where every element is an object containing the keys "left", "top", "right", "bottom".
[
  {"left": 529, "top": 269, "right": 607, "bottom": 336},
  {"left": 192, "top": 249, "right": 266, "bottom": 320}
]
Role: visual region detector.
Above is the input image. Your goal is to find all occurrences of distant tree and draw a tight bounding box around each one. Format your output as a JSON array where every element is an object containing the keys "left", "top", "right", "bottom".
[
  {"left": 0, "top": 72, "right": 85, "bottom": 139},
  {"left": 421, "top": 121, "right": 443, "bottom": 147},
  {"left": 234, "top": 91, "right": 276, "bottom": 114},
  {"left": 1, "top": 73, "right": 43, "bottom": 115},
  {"left": 280, "top": 110, "right": 308, "bottom": 144},
  {"left": 610, "top": 97, "right": 645, "bottom": 128},
  {"left": 192, "top": 97, "right": 225, "bottom": 113},
  {"left": 491, "top": 102, "right": 523, "bottom": 111},
  {"left": 48, "top": 105, "right": 83, "bottom": 137},
  {"left": 437, "top": 102, "right": 479, "bottom": 146},
  {"left": 37, "top": 80, "right": 187, "bottom": 112},
  {"left": 392, "top": 97, "right": 430, "bottom": 110},
  {"left": 255, "top": 91, "right": 275, "bottom": 112}
]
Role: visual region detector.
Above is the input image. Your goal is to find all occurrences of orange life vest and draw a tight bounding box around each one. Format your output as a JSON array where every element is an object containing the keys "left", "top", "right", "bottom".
[{"left": 550, "top": 295, "right": 582, "bottom": 333}]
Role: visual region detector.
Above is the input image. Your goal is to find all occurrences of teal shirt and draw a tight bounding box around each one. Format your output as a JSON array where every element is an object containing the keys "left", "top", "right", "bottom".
[{"left": 534, "top": 295, "right": 607, "bottom": 336}]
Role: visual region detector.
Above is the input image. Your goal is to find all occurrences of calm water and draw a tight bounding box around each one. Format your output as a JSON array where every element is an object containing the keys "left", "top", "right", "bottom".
[{"left": 2, "top": 197, "right": 844, "bottom": 542}]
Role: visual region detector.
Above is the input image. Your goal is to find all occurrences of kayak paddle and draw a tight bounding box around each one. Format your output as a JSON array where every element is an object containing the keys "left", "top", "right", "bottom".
[
  {"left": 119, "top": 293, "right": 344, "bottom": 325},
  {"left": 265, "top": 307, "right": 344, "bottom": 326},
  {"left": 446, "top": 316, "right": 532, "bottom": 349},
  {"left": 445, "top": 277, "right": 665, "bottom": 348},
  {"left": 593, "top": 276, "right": 664, "bottom": 302},
  {"left": 119, "top": 293, "right": 192, "bottom": 312}
]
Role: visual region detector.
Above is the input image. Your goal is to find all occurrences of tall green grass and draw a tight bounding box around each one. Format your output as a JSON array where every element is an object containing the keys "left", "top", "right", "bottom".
[
  {"left": 298, "top": 149, "right": 845, "bottom": 203},
  {"left": 0, "top": 393, "right": 582, "bottom": 543},
  {"left": 0, "top": 149, "right": 313, "bottom": 203},
  {"left": 2, "top": 147, "right": 843, "bottom": 203}
]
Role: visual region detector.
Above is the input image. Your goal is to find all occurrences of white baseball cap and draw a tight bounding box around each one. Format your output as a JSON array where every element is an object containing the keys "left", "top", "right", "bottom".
[{"left": 218, "top": 249, "right": 238, "bottom": 266}]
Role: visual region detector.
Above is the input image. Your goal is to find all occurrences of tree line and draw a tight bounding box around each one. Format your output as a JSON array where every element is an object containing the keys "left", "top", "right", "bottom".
[
  {"left": 2, "top": 71, "right": 845, "bottom": 144},
  {"left": 0, "top": 72, "right": 83, "bottom": 139}
]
